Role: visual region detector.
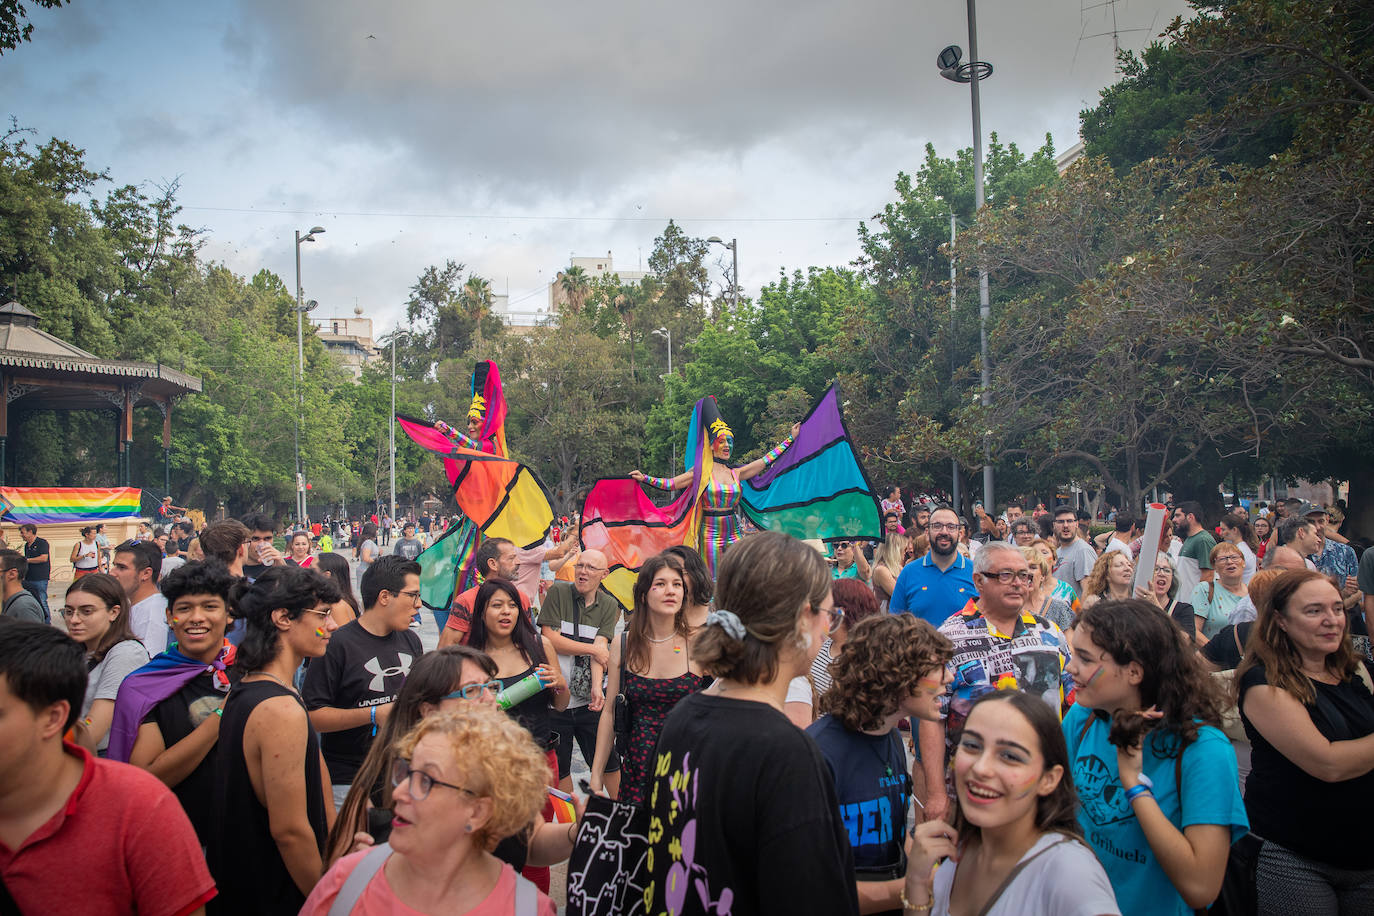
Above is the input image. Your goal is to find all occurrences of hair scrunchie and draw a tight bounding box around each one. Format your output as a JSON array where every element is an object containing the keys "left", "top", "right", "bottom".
[{"left": 706, "top": 608, "right": 747, "bottom": 641}]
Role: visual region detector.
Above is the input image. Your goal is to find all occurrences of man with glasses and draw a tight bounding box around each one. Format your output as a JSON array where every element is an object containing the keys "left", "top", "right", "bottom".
[
  {"left": 304, "top": 555, "right": 423, "bottom": 807},
  {"left": 889, "top": 505, "right": 977, "bottom": 626},
  {"left": 1052, "top": 504, "right": 1097, "bottom": 598},
  {"left": 537, "top": 547, "right": 623, "bottom": 795},
  {"left": 915, "top": 541, "right": 1073, "bottom": 822}
]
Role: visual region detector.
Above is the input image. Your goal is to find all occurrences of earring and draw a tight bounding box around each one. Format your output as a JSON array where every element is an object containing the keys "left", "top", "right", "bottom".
[{"left": 464, "top": 823, "right": 473, "bottom": 834}]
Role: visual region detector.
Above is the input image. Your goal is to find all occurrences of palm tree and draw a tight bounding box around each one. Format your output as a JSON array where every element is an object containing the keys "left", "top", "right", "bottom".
[
  {"left": 458, "top": 274, "right": 494, "bottom": 352},
  {"left": 558, "top": 265, "right": 590, "bottom": 314}
]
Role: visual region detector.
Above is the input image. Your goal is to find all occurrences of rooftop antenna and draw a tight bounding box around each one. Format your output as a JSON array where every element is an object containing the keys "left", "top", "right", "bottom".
[{"left": 1076, "top": 0, "right": 1155, "bottom": 73}]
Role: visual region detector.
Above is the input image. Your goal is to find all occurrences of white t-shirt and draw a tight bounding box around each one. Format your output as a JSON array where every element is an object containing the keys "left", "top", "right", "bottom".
[
  {"left": 931, "top": 832, "right": 1120, "bottom": 916},
  {"left": 1105, "top": 537, "right": 1132, "bottom": 558},
  {"left": 785, "top": 675, "right": 812, "bottom": 707},
  {"left": 128, "top": 592, "right": 169, "bottom": 656},
  {"left": 1237, "top": 541, "right": 1257, "bottom": 584}
]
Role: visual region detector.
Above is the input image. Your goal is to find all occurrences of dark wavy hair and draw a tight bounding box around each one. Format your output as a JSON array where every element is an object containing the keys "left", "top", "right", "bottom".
[
  {"left": 466, "top": 577, "right": 546, "bottom": 666},
  {"left": 326, "top": 645, "right": 498, "bottom": 863},
  {"left": 951, "top": 691, "right": 1083, "bottom": 848},
  {"left": 625, "top": 552, "right": 690, "bottom": 676},
  {"left": 1235, "top": 569, "right": 1356, "bottom": 705},
  {"left": 1077, "top": 599, "right": 1226, "bottom": 756},
  {"left": 819, "top": 614, "right": 952, "bottom": 731},
  {"left": 232, "top": 565, "right": 342, "bottom": 671}
]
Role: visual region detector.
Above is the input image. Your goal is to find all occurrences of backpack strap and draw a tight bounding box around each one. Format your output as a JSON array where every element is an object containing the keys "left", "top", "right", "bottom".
[
  {"left": 514, "top": 871, "right": 539, "bottom": 916},
  {"left": 327, "top": 842, "right": 392, "bottom": 916}
]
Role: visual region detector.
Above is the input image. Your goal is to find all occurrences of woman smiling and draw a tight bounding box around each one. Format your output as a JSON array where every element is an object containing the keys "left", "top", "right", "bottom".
[{"left": 906, "top": 692, "right": 1121, "bottom": 915}]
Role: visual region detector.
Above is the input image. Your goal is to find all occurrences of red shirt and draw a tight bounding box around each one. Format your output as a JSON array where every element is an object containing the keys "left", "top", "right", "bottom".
[{"left": 0, "top": 743, "right": 216, "bottom": 916}]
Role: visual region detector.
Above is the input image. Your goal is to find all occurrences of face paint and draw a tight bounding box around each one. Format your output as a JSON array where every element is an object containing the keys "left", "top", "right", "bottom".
[
  {"left": 314, "top": 627, "right": 328, "bottom": 638},
  {"left": 171, "top": 617, "right": 179, "bottom": 624},
  {"left": 1083, "top": 665, "right": 1105, "bottom": 688}
]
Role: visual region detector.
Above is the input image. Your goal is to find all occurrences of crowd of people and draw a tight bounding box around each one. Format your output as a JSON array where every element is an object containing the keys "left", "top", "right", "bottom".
[{"left": 0, "top": 487, "right": 1370, "bottom": 915}]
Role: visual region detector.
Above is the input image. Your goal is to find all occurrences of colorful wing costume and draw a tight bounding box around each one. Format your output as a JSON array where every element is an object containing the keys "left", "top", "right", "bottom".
[
  {"left": 580, "top": 384, "right": 880, "bottom": 609},
  {"left": 395, "top": 361, "right": 553, "bottom": 611}
]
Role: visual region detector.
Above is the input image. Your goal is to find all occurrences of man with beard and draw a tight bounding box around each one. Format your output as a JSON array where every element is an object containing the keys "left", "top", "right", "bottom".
[
  {"left": 1172, "top": 500, "right": 1216, "bottom": 600},
  {"left": 1051, "top": 504, "right": 1097, "bottom": 597},
  {"left": 888, "top": 505, "right": 977, "bottom": 627}
]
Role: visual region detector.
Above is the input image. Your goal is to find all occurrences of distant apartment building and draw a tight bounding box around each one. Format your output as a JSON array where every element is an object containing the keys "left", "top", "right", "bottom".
[
  {"left": 313, "top": 309, "right": 380, "bottom": 379},
  {"left": 548, "top": 251, "right": 649, "bottom": 315}
]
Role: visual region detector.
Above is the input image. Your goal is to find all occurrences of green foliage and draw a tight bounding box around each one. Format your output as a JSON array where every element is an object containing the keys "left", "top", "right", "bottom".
[{"left": 0, "top": 0, "right": 66, "bottom": 54}]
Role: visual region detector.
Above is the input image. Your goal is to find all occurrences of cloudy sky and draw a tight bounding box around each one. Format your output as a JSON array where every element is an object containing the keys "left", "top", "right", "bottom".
[{"left": 2, "top": 0, "right": 1190, "bottom": 335}]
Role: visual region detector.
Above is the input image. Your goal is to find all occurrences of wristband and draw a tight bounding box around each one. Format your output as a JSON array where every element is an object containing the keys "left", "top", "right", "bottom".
[
  {"left": 1124, "top": 784, "right": 1153, "bottom": 803},
  {"left": 645, "top": 475, "right": 673, "bottom": 490},
  {"left": 762, "top": 435, "right": 795, "bottom": 467},
  {"left": 899, "top": 888, "right": 933, "bottom": 912},
  {"left": 567, "top": 822, "right": 577, "bottom": 844},
  {"left": 370, "top": 705, "right": 378, "bottom": 737},
  {"left": 1135, "top": 772, "right": 1154, "bottom": 790}
]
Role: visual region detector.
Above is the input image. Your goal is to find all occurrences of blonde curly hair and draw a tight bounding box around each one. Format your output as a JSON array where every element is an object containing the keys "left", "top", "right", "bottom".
[{"left": 394, "top": 704, "right": 549, "bottom": 851}]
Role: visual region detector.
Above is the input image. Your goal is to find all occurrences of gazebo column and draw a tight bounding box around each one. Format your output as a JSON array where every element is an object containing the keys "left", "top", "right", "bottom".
[
  {"left": 120, "top": 385, "right": 134, "bottom": 487},
  {"left": 0, "top": 373, "right": 8, "bottom": 486},
  {"left": 160, "top": 397, "right": 172, "bottom": 494}
]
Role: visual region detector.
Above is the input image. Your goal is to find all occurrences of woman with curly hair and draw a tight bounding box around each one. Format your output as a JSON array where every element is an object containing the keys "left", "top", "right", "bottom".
[
  {"left": 301, "top": 705, "right": 557, "bottom": 915},
  {"left": 809, "top": 578, "right": 883, "bottom": 696},
  {"left": 1236, "top": 569, "right": 1374, "bottom": 913},
  {"left": 1079, "top": 550, "right": 1134, "bottom": 611},
  {"left": 905, "top": 691, "right": 1121, "bottom": 915},
  {"left": 1064, "top": 599, "right": 1248, "bottom": 916},
  {"left": 808, "top": 614, "right": 953, "bottom": 913}
]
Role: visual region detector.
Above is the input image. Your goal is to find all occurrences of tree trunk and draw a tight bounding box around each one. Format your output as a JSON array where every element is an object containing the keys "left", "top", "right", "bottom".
[{"left": 1346, "top": 465, "right": 1374, "bottom": 545}]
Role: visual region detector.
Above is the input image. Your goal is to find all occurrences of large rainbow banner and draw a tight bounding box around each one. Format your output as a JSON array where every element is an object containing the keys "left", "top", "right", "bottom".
[{"left": 0, "top": 487, "right": 143, "bottom": 524}]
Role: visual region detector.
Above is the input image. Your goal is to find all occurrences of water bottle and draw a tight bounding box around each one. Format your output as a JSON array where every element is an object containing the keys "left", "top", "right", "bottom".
[{"left": 496, "top": 672, "right": 545, "bottom": 710}]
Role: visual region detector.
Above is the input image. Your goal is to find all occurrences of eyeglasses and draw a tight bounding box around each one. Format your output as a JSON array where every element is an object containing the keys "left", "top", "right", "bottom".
[
  {"left": 60, "top": 605, "right": 105, "bottom": 619},
  {"left": 393, "top": 589, "right": 423, "bottom": 604},
  {"left": 1215, "top": 556, "right": 1243, "bottom": 565},
  {"left": 828, "top": 606, "right": 846, "bottom": 635},
  {"left": 443, "top": 681, "right": 502, "bottom": 702},
  {"left": 981, "top": 570, "right": 1035, "bottom": 584},
  {"left": 927, "top": 523, "right": 960, "bottom": 533},
  {"left": 390, "top": 757, "right": 478, "bottom": 802},
  {"left": 574, "top": 563, "right": 606, "bottom": 573}
]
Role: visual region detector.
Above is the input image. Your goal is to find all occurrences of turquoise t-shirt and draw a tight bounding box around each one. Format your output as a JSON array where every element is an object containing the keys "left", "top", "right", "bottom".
[{"left": 1063, "top": 704, "right": 1247, "bottom": 916}]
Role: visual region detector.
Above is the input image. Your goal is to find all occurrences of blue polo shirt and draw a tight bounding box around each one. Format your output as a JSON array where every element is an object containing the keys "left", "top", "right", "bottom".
[{"left": 888, "top": 552, "right": 978, "bottom": 626}]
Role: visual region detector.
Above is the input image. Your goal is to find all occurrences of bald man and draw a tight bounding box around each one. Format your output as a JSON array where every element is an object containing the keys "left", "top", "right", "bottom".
[{"left": 537, "top": 547, "right": 623, "bottom": 794}]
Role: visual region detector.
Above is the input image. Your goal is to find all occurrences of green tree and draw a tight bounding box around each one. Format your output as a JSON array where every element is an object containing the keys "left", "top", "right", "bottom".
[{"left": 0, "top": 0, "right": 66, "bottom": 54}]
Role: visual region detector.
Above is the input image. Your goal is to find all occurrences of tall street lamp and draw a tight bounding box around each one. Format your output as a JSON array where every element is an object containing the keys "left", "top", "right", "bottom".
[
  {"left": 295, "top": 226, "right": 325, "bottom": 525},
  {"left": 705, "top": 236, "right": 738, "bottom": 313},
  {"left": 938, "top": 2, "right": 995, "bottom": 510},
  {"left": 653, "top": 326, "right": 675, "bottom": 470},
  {"left": 388, "top": 329, "right": 412, "bottom": 527}
]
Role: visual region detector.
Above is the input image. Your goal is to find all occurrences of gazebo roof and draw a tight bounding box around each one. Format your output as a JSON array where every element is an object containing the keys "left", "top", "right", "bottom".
[{"left": 0, "top": 301, "right": 202, "bottom": 401}]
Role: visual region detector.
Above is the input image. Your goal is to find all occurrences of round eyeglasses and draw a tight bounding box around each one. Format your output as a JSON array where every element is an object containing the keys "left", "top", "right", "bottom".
[{"left": 390, "top": 757, "right": 478, "bottom": 802}]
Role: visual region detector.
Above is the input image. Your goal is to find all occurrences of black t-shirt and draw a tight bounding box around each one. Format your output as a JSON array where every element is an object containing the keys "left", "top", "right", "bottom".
[
  {"left": 145, "top": 671, "right": 225, "bottom": 844},
  {"left": 645, "top": 693, "right": 860, "bottom": 916},
  {"left": 302, "top": 620, "right": 422, "bottom": 784},
  {"left": 176, "top": 536, "right": 192, "bottom": 556},
  {"left": 1201, "top": 622, "right": 1253, "bottom": 671},
  {"left": 1239, "top": 659, "right": 1374, "bottom": 869},
  {"left": 242, "top": 563, "right": 268, "bottom": 581},
  {"left": 807, "top": 715, "right": 910, "bottom": 875},
  {"left": 23, "top": 537, "right": 50, "bottom": 581}
]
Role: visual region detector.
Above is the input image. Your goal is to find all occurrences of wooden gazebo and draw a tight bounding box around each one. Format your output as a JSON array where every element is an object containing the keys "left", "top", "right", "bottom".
[{"left": 0, "top": 301, "right": 202, "bottom": 489}]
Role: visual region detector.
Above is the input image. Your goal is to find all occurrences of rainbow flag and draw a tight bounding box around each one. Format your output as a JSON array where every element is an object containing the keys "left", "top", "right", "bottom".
[
  {"left": 0, "top": 487, "right": 142, "bottom": 525},
  {"left": 547, "top": 786, "right": 577, "bottom": 824}
]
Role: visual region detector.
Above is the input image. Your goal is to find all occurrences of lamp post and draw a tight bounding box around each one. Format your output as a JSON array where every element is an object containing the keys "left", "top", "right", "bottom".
[
  {"left": 938, "top": 2, "right": 995, "bottom": 510},
  {"left": 388, "top": 330, "right": 411, "bottom": 527},
  {"left": 653, "top": 326, "right": 675, "bottom": 470},
  {"left": 294, "top": 226, "right": 325, "bottom": 526},
  {"left": 705, "top": 236, "right": 738, "bottom": 313}
]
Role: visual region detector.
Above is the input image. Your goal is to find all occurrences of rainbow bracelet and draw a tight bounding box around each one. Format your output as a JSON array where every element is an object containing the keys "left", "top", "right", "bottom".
[
  {"left": 644, "top": 475, "right": 674, "bottom": 490},
  {"left": 762, "top": 436, "right": 795, "bottom": 466}
]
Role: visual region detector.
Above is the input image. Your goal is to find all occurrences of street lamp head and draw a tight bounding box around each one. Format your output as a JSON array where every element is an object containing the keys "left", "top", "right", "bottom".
[
  {"left": 938, "top": 43, "right": 992, "bottom": 83},
  {"left": 304, "top": 299, "right": 319, "bottom": 312},
  {"left": 938, "top": 44, "right": 963, "bottom": 73},
  {"left": 309, "top": 226, "right": 326, "bottom": 235},
  {"left": 706, "top": 236, "right": 723, "bottom": 244}
]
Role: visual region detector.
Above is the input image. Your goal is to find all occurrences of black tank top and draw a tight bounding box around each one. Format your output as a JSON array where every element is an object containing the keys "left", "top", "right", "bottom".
[
  {"left": 499, "top": 664, "right": 555, "bottom": 751},
  {"left": 207, "top": 679, "right": 327, "bottom": 915}
]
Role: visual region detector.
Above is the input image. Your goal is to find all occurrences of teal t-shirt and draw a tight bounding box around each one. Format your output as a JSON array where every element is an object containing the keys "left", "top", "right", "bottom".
[{"left": 1063, "top": 703, "right": 1247, "bottom": 916}]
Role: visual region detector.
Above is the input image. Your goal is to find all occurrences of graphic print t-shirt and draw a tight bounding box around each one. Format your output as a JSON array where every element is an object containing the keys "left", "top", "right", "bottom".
[
  {"left": 1063, "top": 704, "right": 1247, "bottom": 916},
  {"left": 303, "top": 620, "right": 421, "bottom": 784},
  {"left": 645, "top": 693, "right": 860, "bottom": 916},
  {"left": 807, "top": 715, "right": 910, "bottom": 875}
]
